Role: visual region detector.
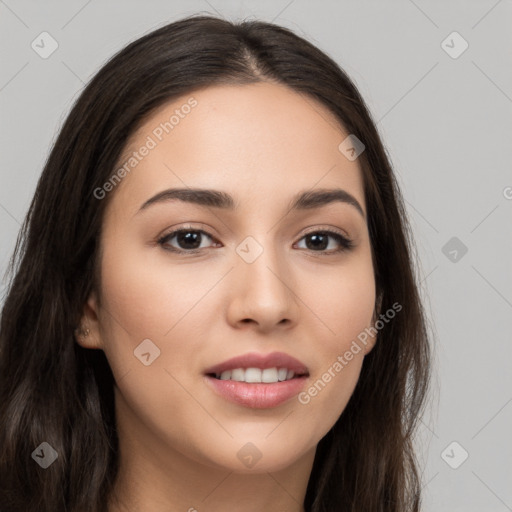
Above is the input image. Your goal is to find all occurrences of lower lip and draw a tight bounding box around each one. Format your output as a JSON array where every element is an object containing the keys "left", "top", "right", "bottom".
[{"left": 205, "top": 375, "right": 308, "bottom": 409}]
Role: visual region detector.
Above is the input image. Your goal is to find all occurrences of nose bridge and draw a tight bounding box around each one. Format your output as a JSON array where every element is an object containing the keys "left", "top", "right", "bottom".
[
  {"left": 228, "top": 231, "right": 298, "bottom": 329},
  {"left": 237, "top": 232, "right": 291, "bottom": 298}
]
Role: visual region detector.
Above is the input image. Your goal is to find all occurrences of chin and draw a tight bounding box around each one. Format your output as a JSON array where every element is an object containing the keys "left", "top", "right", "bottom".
[{"left": 195, "top": 437, "right": 314, "bottom": 474}]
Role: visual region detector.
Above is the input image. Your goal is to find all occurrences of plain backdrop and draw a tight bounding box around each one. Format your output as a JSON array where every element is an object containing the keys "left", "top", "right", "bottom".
[{"left": 1, "top": 1, "right": 511, "bottom": 510}]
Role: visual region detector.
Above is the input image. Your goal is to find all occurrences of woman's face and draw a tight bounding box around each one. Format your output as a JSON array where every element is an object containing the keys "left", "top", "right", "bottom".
[{"left": 80, "top": 82, "right": 377, "bottom": 473}]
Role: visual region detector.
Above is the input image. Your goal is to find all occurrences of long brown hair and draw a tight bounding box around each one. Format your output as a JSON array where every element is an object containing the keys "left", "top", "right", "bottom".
[{"left": 0, "top": 15, "right": 431, "bottom": 511}]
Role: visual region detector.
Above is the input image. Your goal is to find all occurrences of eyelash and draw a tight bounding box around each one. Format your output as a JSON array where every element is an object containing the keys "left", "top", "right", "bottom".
[{"left": 157, "top": 225, "right": 354, "bottom": 256}]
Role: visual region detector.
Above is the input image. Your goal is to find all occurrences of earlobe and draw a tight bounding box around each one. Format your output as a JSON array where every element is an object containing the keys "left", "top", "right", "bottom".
[
  {"left": 74, "top": 291, "right": 103, "bottom": 350},
  {"left": 74, "top": 325, "right": 93, "bottom": 347}
]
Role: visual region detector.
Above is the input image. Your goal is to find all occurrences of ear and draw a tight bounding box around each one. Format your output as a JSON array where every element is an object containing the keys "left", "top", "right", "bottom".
[{"left": 74, "top": 290, "right": 103, "bottom": 350}]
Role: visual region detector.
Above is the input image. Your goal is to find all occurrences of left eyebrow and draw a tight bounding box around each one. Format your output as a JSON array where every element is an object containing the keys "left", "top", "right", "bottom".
[
  {"left": 137, "top": 187, "right": 365, "bottom": 219},
  {"left": 289, "top": 188, "right": 365, "bottom": 219}
]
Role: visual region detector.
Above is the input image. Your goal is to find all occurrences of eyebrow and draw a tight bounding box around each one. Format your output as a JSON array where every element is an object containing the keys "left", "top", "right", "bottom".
[{"left": 137, "top": 187, "right": 365, "bottom": 219}]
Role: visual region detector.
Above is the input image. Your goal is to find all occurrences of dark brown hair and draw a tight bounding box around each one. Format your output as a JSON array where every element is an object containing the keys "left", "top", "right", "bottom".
[{"left": 0, "top": 14, "right": 431, "bottom": 511}]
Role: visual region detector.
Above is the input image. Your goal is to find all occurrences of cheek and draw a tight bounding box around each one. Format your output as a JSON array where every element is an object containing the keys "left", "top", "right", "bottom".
[
  {"left": 97, "top": 239, "right": 225, "bottom": 383},
  {"left": 99, "top": 242, "right": 210, "bottom": 335},
  {"left": 96, "top": 249, "right": 217, "bottom": 452},
  {"left": 295, "top": 252, "right": 375, "bottom": 425},
  {"left": 301, "top": 250, "right": 376, "bottom": 346}
]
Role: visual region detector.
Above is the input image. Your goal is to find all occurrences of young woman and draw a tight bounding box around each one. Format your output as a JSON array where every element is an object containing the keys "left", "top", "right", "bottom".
[{"left": 0, "top": 14, "right": 431, "bottom": 512}]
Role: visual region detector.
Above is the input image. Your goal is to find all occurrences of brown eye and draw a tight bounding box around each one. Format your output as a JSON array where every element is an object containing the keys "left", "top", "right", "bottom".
[
  {"left": 158, "top": 229, "right": 217, "bottom": 253},
  {"left": 295, "top": 230, "right": 354, "bottom": 254}
]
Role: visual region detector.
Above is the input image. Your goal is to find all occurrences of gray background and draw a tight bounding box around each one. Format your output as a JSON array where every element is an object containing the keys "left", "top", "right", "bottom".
[{"left": 1, "top": 1, "right": 511, "bottom": 510}]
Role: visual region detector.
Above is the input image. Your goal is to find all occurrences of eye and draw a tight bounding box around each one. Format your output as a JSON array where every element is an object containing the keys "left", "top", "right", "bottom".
[
  {"left": 294, "top": 229, "right": 354, "bottom": 254},
  {"left": 158, "top": 227, "right": 219, "bottom": 253}
]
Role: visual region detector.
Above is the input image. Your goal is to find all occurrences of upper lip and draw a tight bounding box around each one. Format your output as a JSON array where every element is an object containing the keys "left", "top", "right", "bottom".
[{"left": 204, "top": 351, "right": 309, "bottom": 376}]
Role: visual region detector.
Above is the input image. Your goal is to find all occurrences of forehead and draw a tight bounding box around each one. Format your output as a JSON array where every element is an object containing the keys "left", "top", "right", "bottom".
[{"left": 107, "top": 82, "right": 365, "bottom": 217}]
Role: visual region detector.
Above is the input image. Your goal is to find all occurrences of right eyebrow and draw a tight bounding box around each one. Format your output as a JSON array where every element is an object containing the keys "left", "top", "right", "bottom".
[{"left": 137, "top": 188, "right": 235, "bottom": 213}]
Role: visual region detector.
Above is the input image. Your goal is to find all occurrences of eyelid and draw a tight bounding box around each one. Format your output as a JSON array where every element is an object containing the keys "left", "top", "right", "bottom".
[
  {"left": 299, "top": 224, "right": 350, "bottom": 239},
  {"left": 157, "top": 223, "right": 217, "bottom": 241}
]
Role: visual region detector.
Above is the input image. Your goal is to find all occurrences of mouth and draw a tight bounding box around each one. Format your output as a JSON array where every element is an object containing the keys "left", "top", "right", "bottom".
[{"left": 203, "top": 351, "right": 310, "bottom": 409}]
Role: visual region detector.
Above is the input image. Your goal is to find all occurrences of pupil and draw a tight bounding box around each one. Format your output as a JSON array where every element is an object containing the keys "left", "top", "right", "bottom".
[
  {"left": 178, "top": 231, "right": 201, "bottom": 249},
  {"left": 307, "top": 233, "right": 327, "bottom": 250}
]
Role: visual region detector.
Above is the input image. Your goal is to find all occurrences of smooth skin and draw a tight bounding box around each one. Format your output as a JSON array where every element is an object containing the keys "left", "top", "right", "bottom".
[{"left": 76, "top": 82, "right": 378, "bottom": 512}]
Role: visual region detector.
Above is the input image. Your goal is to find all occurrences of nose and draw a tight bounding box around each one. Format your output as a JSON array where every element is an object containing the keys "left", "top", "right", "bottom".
[{"left": 225, "top": 242, "right": 300, "bottom": 334}]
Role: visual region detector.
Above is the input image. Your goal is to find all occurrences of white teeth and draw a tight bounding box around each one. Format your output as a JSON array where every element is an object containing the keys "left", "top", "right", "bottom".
[
  {"left": 214, "top": 367, "right": 299, "bottom": 383},
  {"left": 245, "top": 368, "right": 262, "bottom": 383},
  {"left": 277, "top": 368, "right": 288, "bottom": 381},
  {"left": 261, "top": 368, "right": 278, "bottom": 383},
  {"left": 231, "top": 368, "right": 245, "bottom": 381}
]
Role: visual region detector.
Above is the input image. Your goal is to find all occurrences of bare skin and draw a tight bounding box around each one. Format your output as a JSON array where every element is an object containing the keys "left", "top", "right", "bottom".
[{"left": 76, "top": 82, "right": 377, "bottom": 512}]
